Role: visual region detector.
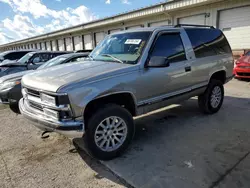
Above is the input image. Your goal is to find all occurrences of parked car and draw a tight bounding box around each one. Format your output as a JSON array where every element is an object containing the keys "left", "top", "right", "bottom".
[
  {"left": 233, "top": 51, "right": 250, "bottom": 79},
  {"left": 0, "top": 50, "right": 33, "bottom": 63},
  {"left": 0, "top": 52, "right": 89, "bottom": 113},
  {"left": 0, "top": 51, "right": 69, "bottom": 77},
  {"left": 19, "top": 25, "right": 234, "bottom": 160}
]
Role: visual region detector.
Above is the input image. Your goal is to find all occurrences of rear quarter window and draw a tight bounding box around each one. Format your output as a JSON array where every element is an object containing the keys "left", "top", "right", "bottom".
[{"left": 185, "top": 28, "right": 232, "bottom": 58}]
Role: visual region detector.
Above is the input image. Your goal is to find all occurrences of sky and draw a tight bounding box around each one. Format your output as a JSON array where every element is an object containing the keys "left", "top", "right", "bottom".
[{"left": 0, "top": 0, "right": 164, "bottom": 45}]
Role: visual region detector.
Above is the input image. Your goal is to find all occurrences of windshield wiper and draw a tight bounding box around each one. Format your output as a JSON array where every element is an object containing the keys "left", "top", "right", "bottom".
[{"left": 101, "top": 54, "right": 123, "bottom": 64}]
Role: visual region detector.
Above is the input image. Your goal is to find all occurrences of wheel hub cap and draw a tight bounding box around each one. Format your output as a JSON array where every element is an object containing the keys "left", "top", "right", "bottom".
[
  {"left": 94, "top": 116, "right": 128, "bottom": 152},
  {"left": 210, "top": 86, "right": 222, "bottom": 108}
]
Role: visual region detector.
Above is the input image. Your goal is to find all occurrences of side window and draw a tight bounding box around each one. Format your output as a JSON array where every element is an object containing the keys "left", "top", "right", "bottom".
[
  {"left": 31, "top": 54, "right": 41, "bottom": 63},
  {"left": 185, "top": 28, "right": 232, "bottom": 58},
  {"left": 151, "top": 33, "right": 186, "bottom": 63},
  {"left": 40, "top": 53, "right": 50, "bottom": 62}
]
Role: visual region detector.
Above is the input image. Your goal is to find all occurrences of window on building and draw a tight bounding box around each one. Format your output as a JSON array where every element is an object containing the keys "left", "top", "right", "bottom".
[{"left": 151, "top": 33, "right": 186, "bottom": 63}]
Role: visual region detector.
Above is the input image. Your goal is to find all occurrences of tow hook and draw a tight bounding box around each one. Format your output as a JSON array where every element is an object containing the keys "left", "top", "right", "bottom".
[{"left": 41, "top": 131, "right": 51, "bottom": 139}]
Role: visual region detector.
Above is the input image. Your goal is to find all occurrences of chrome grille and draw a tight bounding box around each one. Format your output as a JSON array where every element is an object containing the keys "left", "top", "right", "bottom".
[
  {"left": 26, "top": 88, "right": 40, "bottom": 97},
  {"left": 28, "top": 101, "right": 43, "bottom": 112}
]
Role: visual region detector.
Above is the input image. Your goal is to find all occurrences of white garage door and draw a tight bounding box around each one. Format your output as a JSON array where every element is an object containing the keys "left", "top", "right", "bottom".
[
  {"left": 126, "top": 25, "right": 143, "bottom": 30},
  {"left": 46, "top": 41, "right": 51, "bottom": 51},
  {"left": 84, "top": 34, "right": 93, "bottom": 50},
  {"left": 52, "top": 40, "right": 57, "bottom": 51},
  {"left": 95, "top": 32, "right": 105, "bottom": 46},
  {"left": 219, "top": 6, "right": 250, "bottom": 50},
  {"left": 109, "top": 29, "right": 122, "bottom": 34},
  {"left": 58, "top": 39, "right": 64, "bottom": 51},
  {"left": 41, "top": 42, "right": 46, "bottom": 50},
  {"left": 178, "top": 14, "right": 206, "bottom": 25},
  {"left": 149, "top": 20, "right": 170, "bottom": 27},
  {"left": 66, "top": 37, "right": 73, "bottom": 51},
  {"left": 74, "top": 36, "right": 83, "bottom": 51}
]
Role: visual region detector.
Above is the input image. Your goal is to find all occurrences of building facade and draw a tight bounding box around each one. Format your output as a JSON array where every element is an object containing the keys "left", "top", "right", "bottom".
[{"left": 1, "top": 0, "right": 250, "bottom": 56}]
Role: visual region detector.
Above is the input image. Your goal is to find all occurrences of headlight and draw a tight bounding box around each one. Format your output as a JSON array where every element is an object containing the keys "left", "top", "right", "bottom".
[
  {"left": 40, "top": 93, "right": 56, "bottom": 106},
  {"left": 0, "top": 80, "right": 21, "bottom": 91}
]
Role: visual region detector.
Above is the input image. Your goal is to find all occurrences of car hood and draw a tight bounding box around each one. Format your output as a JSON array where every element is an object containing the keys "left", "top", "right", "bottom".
[
  {"left": 0, "top": 60, "right": 26, "bottom": 67},
  {"left": 22, "top": 61, "right": 136, "bottom": 92},
  {"left": 0, "top": 70, "right": 33, "bottom": 83},
  {"left": 238, "top": 56, "right": 250, "bottom": 64}
]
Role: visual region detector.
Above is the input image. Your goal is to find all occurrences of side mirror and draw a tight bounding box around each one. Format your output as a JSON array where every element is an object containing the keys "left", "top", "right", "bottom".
[{"left": 147, "top": 56, "right": 170, "bottom": 68}]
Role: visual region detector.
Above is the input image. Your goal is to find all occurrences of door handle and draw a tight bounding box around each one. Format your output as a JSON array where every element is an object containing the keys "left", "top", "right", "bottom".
[{"left": 185, "top": 66, "right": 191, "bottom": 72}]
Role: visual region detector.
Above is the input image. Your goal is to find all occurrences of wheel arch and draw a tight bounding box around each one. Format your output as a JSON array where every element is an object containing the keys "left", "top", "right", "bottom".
[{"left": 83, "top": 91, "right": 137, "bottom": 128}]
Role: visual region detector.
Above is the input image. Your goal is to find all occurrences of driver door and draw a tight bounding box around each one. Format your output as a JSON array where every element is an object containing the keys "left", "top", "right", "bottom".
[{"left": 138, "top": 31, "right": 192, "bottom": 105}]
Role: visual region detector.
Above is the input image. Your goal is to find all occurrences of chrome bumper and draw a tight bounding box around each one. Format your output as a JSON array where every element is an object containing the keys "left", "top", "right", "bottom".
[{"left": 19, "top": 98, "right": 84, "bottom": 138}]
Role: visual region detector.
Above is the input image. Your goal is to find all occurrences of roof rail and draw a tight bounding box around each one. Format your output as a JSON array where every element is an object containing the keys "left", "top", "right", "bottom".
[{"left": 174, "top": 24, "right": 215, "bottom": 29}]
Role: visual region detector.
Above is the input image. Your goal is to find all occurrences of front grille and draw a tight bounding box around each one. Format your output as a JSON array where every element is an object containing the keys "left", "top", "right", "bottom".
[
  {"left": 26, "top": 88, "right": 40, "bottom": 97},
  {"left": 29, "top": 101, "right": 43, "bottom": 112},
  {"left": 238, "top": 66, "right": 250, "bottom": 69},
  {"left": 237, "top": 72, "right": 250, "bottom": 76}
]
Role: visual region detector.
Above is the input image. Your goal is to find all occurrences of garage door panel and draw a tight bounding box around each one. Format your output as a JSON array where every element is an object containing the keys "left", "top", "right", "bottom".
[
  {"left": 109, "top": 29, "right": 122, "bottom": 34},
  {"left": 74, "top": 36, "right": 83, "bottom": 51},
  {"left": 58, "top": 39, "right": 64, "bottom": 51},
  {"left": 66, "top": 38, "right": 73, "bottom": 51},
  {"left": 84, "top": 34, "right": 93, "bottom": 50},
  {"left": 179, "top": 14, "right": 206, "bottom": 25},
  {"left": 46, "top": 41, "right": 51, "bottom": 51},
  {"left": 95, "top": 32, "right": 105, "bottom": 46},
  {"left": 149, "top": 20, "right": 170, "bottom": 27},
  {"left": 41, "top": 43, "right": 46, "bottom": 50},
  {"left": 219, "top": 6, "right": 250, "bottom": 50},
  {"left": 126, "top": 25, "right": 142, "bottom": 30},
  {"left": 52, "top": 41, "right": 57, "bottom": 51}
]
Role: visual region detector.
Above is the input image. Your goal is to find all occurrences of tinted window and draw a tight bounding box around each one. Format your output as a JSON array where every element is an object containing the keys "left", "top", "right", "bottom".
[
  {"left": 39, "top": 53, "right": 50, "bottom": 62},
  {"left": 185, "top": 28, "right": 231, "bottom": 58},
  {"left": 151, "top": 33, "right": 186, "bottom": 63}
]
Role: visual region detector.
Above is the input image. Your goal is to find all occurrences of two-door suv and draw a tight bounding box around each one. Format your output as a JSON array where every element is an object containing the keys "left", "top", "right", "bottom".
[{"left": 19, "top": 25, "right": 234, "bottom": 160}]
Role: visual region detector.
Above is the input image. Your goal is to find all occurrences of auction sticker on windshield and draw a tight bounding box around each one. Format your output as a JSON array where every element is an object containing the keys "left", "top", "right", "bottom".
[{"left": 125, "top": 39, "right": 142, "bottom": 45}]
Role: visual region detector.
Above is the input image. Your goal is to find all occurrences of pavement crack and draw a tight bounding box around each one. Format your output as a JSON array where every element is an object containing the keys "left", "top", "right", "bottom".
[
  {"left": 0, "top": 153, "right": 14, "bottom": 188},
  {"left": 209, "top": 151, "right": 250, "bottom": 188}
]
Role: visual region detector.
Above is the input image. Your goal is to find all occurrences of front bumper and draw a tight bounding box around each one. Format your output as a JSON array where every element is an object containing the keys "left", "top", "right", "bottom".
[
  {"left": 19, "top": 98, "right": 84, "bottom": 138},
  {"left": 234, "top": 67, "right": 250, "bottom": 79}
]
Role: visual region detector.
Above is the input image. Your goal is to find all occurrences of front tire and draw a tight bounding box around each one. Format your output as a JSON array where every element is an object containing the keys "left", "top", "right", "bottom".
[
  {"left": 84, "top": 104, "right": 135, "bottom": 160},
  {"left": 198, "top": 79, "right": 224, "bottom": 114}
]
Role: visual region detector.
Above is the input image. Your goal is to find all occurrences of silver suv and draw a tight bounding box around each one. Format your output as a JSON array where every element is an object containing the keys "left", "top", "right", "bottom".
[{"left": 19, "top": 25, "right": 234, "bottom": 160}]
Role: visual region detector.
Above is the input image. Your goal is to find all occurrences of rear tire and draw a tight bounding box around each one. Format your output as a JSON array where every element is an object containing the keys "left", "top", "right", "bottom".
[
  {"left": 198, "top": 79, "right": 224, "bottom": 114},
  {"left": 84, "top": 104, "right": 135, "bottom": 160}
]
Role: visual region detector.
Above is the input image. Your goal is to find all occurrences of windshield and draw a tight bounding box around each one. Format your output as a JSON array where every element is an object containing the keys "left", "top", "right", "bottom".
[
  {"left": 245, "top": 51, "right": 250, "bottom": 56},
  {"left": 0, "top": 51, "right": 9, "bottom": 60},
  {"left": 17, "top": 52, "right": 34, "bottom": 64},
  {"left": 38, "top": 56, "right": 67, "bottom": 69},
  {"left": 90, "top": 31, "right": 152, "bottom": 64}
]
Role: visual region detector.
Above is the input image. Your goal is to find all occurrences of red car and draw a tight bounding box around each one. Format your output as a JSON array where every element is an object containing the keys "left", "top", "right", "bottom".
[{"left": 233, "top": 51, "right": 250, "bottom": 79}]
